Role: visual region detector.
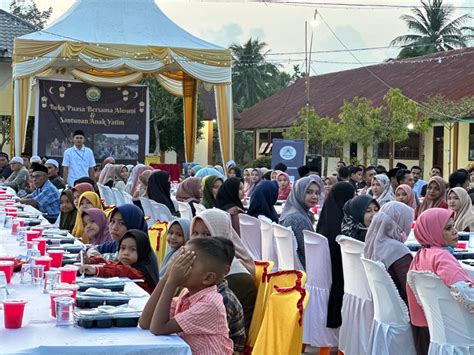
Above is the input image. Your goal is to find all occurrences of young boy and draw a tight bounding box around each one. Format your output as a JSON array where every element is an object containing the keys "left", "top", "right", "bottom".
[{"left": 139, "top": 238, "right": 234, "bottom": 355}]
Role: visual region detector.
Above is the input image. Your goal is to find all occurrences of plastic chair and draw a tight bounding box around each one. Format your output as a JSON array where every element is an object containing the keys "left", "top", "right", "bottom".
[
  {"left": 303, "top": 231, "right": 339, "bottom": 348},
  {"left": 111, "top": 187, "right": 126, "bottom": 205},
  {"left": 273, "top": 224, "right": 303, "bottom": 270},
  {"left": 139, "top": 197, "right": 174, "bottom": 224},
  {"left": 98, "top": 184, "right": 115, "bottom": 206},
  {"left": 259, "top": 217, "right": 278, "bottom": 270},
  {"left": 407, "top": 271, "right": 474, "bottom": 355},
  {"left": 177, "top": 201, "right": 193, "bottom": 221},
  {"left": 252, "top": 271, "right": 309, "bottom": 354},
  {"left": 193, "top": 202, "right": 206, "bottom": 215},
  {"left": 337, "top": 235, "right": 374, "bottom": 355},
  {"left": 239, "top": 214, "right": 262, "bottom": 261},
  {"left": 361, "top": 258, "right": 416, "bottom": 355},
  {"left": 122, "top": 191, "right": 133, "bottom": 204},
  {"left": 139, "top": 197, "right": 155, "bottom": 225}
]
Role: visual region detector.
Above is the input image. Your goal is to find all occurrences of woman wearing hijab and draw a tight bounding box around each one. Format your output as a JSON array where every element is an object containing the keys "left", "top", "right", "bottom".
[
  {"left": 73, "top": 177, "right": 100, "bottom": 195},
  {"left": 147, "top": 170, "right": 179, "bottom": 217},
  {"left": 190, "top": 208, "right": 256, "bottom": 331},
  {"left": 371, "top": 174, "right": 394, "bottom": 206},
  {"left": 395, "top": 184, "right": 417, "bottom": 209},
  {"left": 71, "top": 182, "right": 95, "bottom": 208},
  {"left": 415, "top": 176, "right": 448, "bottom": 218},
  {"left": 247, "top": 180, "right": 279, "bottom": 223},
  {"left": 447, "top": 187, "right": 474, "bottom": 232},
  {"left": 215, "top": 177, "right": 245, "bottom": 236},
  {"left": 101, "top": 164, "right": 128, "bottom": 191},
  {"left": 276, "top": 171, "right": 292, "bottom": 201},
  {"left": 81, "top": 208, "right": 112, "bottom": 245},
  {"left": 59, "top": 189, "right": 77, "bottom": 232},
  {"left": 126, "top": 164, "right": 152, "bottom": 196},
  {"left": 316, "top": 182, "right": 355, "bottom": 328},
  {"left": 280, "top": 177, "right": 321, "bottom": 268},
  {"left": 341, "top": 195, "right": 380, "bottom": 242},
  {"left": 324, "top": 175, "right": 338, "bottom": 197},
  {"left": 195, "top": 167, "right": 224, "bottom": 179},
  {"left": 246, "top": 168, "right": 264, "bottom": 198},
  {"left": 175, "top": 177, "right": 202, "bottom": 217},
  {"left": 72, "top": 191, "right": 104, "bottom": 243},
  {"left": 201, "top": 175, "right": 223, "bottom": 209},
  {"left": 407, "top": 208, "right": 472, "bottom": 355},
  {"left": 242, "top": 168, "right": 253, "bottom": 196},
  {"left": 159, "top": 218, "right": 190, "bottom": 278},
  {"left": 363, "top": 201, "right": 414, "bottom": 304}
]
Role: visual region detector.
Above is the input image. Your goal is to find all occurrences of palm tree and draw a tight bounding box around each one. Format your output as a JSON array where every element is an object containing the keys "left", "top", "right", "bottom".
[
  {"left": 231, "top": 38, "right": 287, "bottom": 111},
  {"left": 391, "top": 0, "right": 473, "bottom": 59}
]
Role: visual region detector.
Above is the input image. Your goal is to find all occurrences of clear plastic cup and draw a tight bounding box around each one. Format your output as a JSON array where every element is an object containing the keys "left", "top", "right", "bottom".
[
  {"left": 54, "top": 283, "right": 79, "bottom": 299},
  {"left": 44, "top": 270, "right": 60, "bottom": 293},
  {"left": 20, "top": 264, "right": 33, "bottom": 284},
  {"left": 32, "top": 264, "right": 44, "bottom": 285},
  {"left": 48, "top": 250, "right": 64, "bottom": 268},
  {"left": 0, "top": 260, "right": 14, "bottom": 283},
  {"left": 32, "top": 256, "right": 52, "bottom": 272},
  {"left": 33, "top": 238, "right": 47, "bottom": 256},
  {"left": 59, "top": 266, "right": 77, "bottom": 284},
  {"left": 3, "top": 299, "right": 27, "bottom": 329},
  {"left": 55, "top": 297, "right": 75, "bottom": 326},
  {"left": 49, "top": 290, "right": 73, "bottom": 318}
]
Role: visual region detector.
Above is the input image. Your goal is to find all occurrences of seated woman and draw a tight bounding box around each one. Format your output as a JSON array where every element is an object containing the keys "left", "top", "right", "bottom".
[
  {"left": 71, "top": 182, "right": 95, "bottom": 208},
  {"left": 215, "top": 177, "right": 246, "bottom": 236},
  {"left": 126, "top": 164, "right": 152, "bottom": 196},
  {"left": 447, "top": 187, "right": 474, "bottom": 232},
  {"left": 341, "top": 195, "right": 380, "bottom": 242},
  {"left": 407, "top": 208, "right": 473, "bottom": 355},
  {"left": 101, "top": 164, "right": 128, "bottom": 191},
  {"left": 280, "top": 177, "right": 321, "bottom": 269},
  {"left": 81, "top": 208, "right": 112, "bottom": 246},
  {"left": 371, "top": 174, "right": 394, "bottom": 206},
  {"left": 415, "top": 176, "right": 447, "bottom": 219},
  {"left": 72, "top": 191, "right": 103, "bottom": 243},
  {"left": 246, "top": 168, "right": 263, "bottom": 199},
  {"left": 201, "top": 175, "right": 223, "bottom": 209},
  {"left": 81, "top": 230, "right": 158, "bottom": 294},
  {"left": 175, "top": 177, "right": 202, "bottom": 217},
  {"left": 276, "top": 171, "right": 292, "bottom": 201},
  {"left": 147, "top": 171, "right": 179, "bottom": 217},
  {"left": 134, "top": 170, "right": 153, "bottom": 199},
  {"left": 363, "top": 201, "right": 414, "bottom": 304},
  {"left": 395, "top": 184, "right": 417, "bottom": 210},
  {"left": 58, "top": 189, "right": 77, "bottom": 232},
  {"left": 159, "top": 218, "right": 190, "bottom": 278},
  {"left": 191, "top": 208, "right": 256, "bottom": 333},
  {"left": 247, "top": 180, "right": 279, "bottom": 223}
]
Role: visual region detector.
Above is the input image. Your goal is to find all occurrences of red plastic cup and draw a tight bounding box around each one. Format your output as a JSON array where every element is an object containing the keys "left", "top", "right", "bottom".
[
  {"left": 11, "top": 221, "right": 19, "bottom": 235},
  {"left": 458, "top": 241, "right": 468, "bottom": 249},
  {"left": 30, "top": 227, "right": 43, "bottom": 237},
  {"left": 6, "top": 211, "right": 17, "bottom": 217},
  {"left": 4, "top": 207, "right": 17, "bottom": 212},
  {"left": 33, "top": 256, "right": 52, "bottom": 272},
  {"left": 26, "top": 231, "right": 41, "bottom": 242},
  {"left": 0, "top": 256, "right": 16, "bottom": 262},
  {"left": 55, "top": 283, "right": 79, "bottom": 299},
  {"left": 49, "top": 290, "right": 73, "bottom": 318},
  {"left": 0, "top": 260, "right": 14, "bottom": 283},
  {"left": 18, "top": 220, "right": 25, "bottom": 227},
  {"left": 33, "top": 238, "right": 47, "bottom": 256},
  {"left": 59, "top": 266, "right": 77, "bottom": 284},
  {"left": 0, "top": 190, "right": 5, "bottom": 195},
  {"left": 48, "top": 250, "right": 64, "bottom": 268},
  {"left": 3, "top": 299, "right": 27, "bottom": 329}
]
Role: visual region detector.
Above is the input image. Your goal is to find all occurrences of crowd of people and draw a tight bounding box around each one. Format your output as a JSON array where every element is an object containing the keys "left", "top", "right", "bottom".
[{"left": 2, "top": 129, "right": 473, "bottom": 354}]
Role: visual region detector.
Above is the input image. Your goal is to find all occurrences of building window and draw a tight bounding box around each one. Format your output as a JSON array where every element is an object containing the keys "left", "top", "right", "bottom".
[
  {"left": 469, "top": 123, "right": 474, "bottom": 161},
  {"left": 378, "top": 133, "right": 419, "bottom": 160},
  {"left": 378, "top": 141, "right": 389, "bottom": 159}
]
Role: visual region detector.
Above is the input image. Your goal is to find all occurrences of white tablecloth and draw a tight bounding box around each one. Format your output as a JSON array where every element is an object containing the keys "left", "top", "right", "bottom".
[{"left": 0, "top": 209, "right": 191, "bottom": 355}]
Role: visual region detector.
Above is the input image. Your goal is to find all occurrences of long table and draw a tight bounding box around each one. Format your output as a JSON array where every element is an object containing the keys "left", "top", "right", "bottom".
[{"left": 0, "top": 209, "right": 191, "bottom": 355}]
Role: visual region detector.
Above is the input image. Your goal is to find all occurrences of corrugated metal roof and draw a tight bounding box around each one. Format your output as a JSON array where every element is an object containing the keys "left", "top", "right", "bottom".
[
  {"left": 237, "top": 48, "right": 474, "bottom": 129},
  {"left": 0, "top": 9, "right": 36, "bottom": 58}
]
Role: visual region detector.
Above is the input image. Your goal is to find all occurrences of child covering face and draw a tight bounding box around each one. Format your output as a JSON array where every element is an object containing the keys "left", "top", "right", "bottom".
[{"left": 159, "top": 219, "right": 190, "bottom": 278}]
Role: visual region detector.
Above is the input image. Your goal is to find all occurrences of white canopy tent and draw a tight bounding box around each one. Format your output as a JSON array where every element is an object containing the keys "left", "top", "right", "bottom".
[{"left": 12, "top": 0, "right": 234, "bottom": 163}]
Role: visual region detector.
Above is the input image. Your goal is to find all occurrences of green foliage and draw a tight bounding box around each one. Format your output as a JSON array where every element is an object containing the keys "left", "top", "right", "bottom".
[
  {"left": 244, "top": 155, "right": 272, "bottom": 169},
  {"left": 9, "top": 0, "right": 52, "bottom": 29},
  {"left": 391, "top": 0, "right": 473, "bottom": 58},
  {"left": 423, "top": 95, "right": 474, "bottom": 123}
]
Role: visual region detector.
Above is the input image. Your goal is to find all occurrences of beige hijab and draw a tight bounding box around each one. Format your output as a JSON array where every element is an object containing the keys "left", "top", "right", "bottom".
[
  {"left": 448, "top": 187, "right": 474, "bottom": 232},
  {"left": 191, "top": 208, "right": 255, "bottom": 276}
]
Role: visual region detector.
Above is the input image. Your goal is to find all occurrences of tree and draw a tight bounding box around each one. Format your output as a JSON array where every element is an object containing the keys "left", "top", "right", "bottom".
[
  {"left": 9, "top": 0, "right": 52, "bottom": 29},
  {"left": 0, "top": 116, "right": 11, "bottom": 152},
  {"left": 391, "top": 0, "right": 473, "bottom": 58}
]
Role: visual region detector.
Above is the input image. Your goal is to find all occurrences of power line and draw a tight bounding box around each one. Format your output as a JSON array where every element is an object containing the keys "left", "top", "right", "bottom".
[{"left": 266, "top": 1, "right": 474, "bottom": 10}]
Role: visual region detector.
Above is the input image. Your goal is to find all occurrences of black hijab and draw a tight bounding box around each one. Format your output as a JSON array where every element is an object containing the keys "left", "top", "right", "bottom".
[
  {"left": 146, "top": 171, "right": 179, "bottom": 216},
  {"left": 247, "top": 180, "right": 279, "bottom": 222},
  {"left": 341, "top": 195, "right": 379, "bottom": 242},
  {"left": 119, "top": 229, "right": 159, "bottom": 288},
  {"left": 316, "top": 181, "right": 355, "bottom": 328},
  {"left": 59, "top": 189, "right": 77, "bottom": 232},
  {"left": 215, "top": 177, "right": 245, "bottom": 211}
]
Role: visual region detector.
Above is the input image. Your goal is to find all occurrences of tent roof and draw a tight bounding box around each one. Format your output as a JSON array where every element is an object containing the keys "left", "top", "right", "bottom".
[{"left": 18, "top": 0, "right": 223, "bottom": 51}]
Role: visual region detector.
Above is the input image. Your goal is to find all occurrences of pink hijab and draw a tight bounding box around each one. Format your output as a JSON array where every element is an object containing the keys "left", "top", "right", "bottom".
[
  {"left": 82, "top": 208, "right": 111, "bottom": 245},
  {"left": 407, "top": 208, "right": 472, "bottom": 327},
  {"left": 176, "top": 177, "right": 202, "bottom": 203},
  {"left": 395, "top": 184, "right": 417, "bottom": 209},
  {"left": 276, "top": 171, "right": 292, "bottom": 200}
]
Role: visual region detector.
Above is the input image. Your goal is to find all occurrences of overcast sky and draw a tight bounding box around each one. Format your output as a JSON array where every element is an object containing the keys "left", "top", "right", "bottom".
[{"left": 2, "top": 0, "right": 472, "bottom": 74}]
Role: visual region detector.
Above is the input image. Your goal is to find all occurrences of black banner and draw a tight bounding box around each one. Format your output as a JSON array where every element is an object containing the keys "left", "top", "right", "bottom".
[{"left": 35, "top": 79, "right": 149, "bottom": 164}]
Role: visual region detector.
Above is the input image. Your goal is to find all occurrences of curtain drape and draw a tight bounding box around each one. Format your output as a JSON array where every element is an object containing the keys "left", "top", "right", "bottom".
[
  {"left": 183, "top": 73, "right": 198, "bottom": 163},
  {"left": 214, "top": 83, "right": 234, "bottom": 164}
]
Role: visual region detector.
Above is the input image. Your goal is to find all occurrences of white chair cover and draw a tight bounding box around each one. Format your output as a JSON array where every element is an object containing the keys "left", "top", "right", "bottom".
[
  {"left": 361, "top": 258, "right": 416, "bottom": 355},
  {"left": 259, "top": 216, "right": 278, "bottom": 270},
  {"left": 177, "top": 201, "right": 193, "bottom": 221},
  {"left": 273, "top": 223, "right": 304, "bottom": 271},
  {"left": 303, "top": 231, "right": 339, "bottom": 347},
  {"left": 193, "top": 203, "right": 206, "bottom": 215},
  {"left": 139, "top": 197, "right": 174, "bottom": 224},
  {"left": 98, "top": 184, "right": 115, "bottom": 206},
  {"left": 122, "top": 191, "right": 133, "bottom": 204},
  {"left": 111, "top": 187, "right": 126, "bottom": 205},
  {"left": 238, "top": 214, "right": 262, "bottom": 261},
  {"left": 337, "top": 235, "right": 374, "bottom": 355},
  {"left": 407, "top": 271, "right": 474, "bottom": 355}
]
